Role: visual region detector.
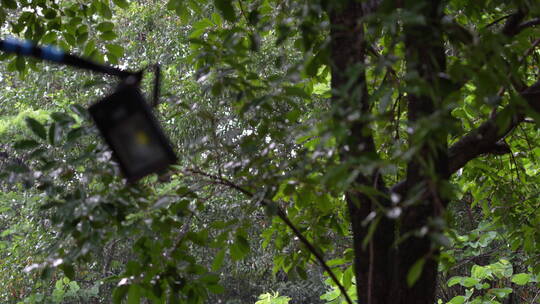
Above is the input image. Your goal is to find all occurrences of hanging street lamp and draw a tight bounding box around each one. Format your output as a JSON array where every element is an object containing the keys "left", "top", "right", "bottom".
[{"left": 0, "top": 37, "right": 177, "bottom": 182}]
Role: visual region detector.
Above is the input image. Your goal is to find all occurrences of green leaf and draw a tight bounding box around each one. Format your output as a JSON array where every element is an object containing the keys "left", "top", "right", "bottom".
[
  {"left": 207, "top": 284, "right": 225, "bottom": 294},
  {"left": 447, "top": 296, "right": 465, "bottom": 304},
  {"left": 60, "top": 264, "right": 75, "bottom": 280},
  {"left": 199, "top": 274, "right": 219, "bottom": 284},
  {"left": 77, "top": 24, "right": 89, "bottom": 35},
  {"left": 511, "top": 273, "right": 530, "bottom": 285},
  {"left": 1, "top": 0, "right": 17, "bottom": 9},
  {"left": 96, "top": 22, "right": 114, "bottom": 32},
  {"left": 127, "top": 284, "right": 141, "bottom": 304},
  {"left": 107, "top": 53, "right": 119, "bottom": 64},
  {"left": 51, "top": 112, "right": 75, "bottom": 124},
  {"left": 113, "top": 285, "right": 128, "bottom": 304},
  {"left": 5, "top": 163, "right": 28, "bottom": 173},
  {"left": 77, "top": 32, "right": 89, "bottom": 45},
  {"left": 214, "top": 0, "right": 235, "bottom": 22},
  {"left": 0, "top": 9, "right": 5, "bottom": 25},
  {"left": 236, "top": 235, "right": 250, "bottom": 253},
  {"left": 296, "top": 265, "right": 308, "bottom": 280},
  {"left": 447, "top": 276, "right": 462, "bottom": 287},
  {"left": 478, "top": 231, "right": 497, "bottom": 247},
  {"left": 211, "top": 249, "right": 226, "bottom": 271},
  {"left": 461, "top": 277, "right": 480, "bottom": 287},
  {"left": 489, "top": 288, "right": 513, "bottom": 298},
  {"left": 211, "top": 12, "right": 222, "bottom": 26},
  {"left": 471, "top": 265, "right": 490, "bottom": 280},
  {"left": 430, "top": 233, "right": 451, "bottom": 248},
  {"left": 29, "top": 148, "right": 47, "bottom": 159},
  {"left": 48, "top": 122, "right": 61, "bottom": 146},
  {"left": 166, "top": 0, "right": 178, "bottom": 10},
  {"left": 230, "top": 235, "right": 250, "bottom": 261},
  {"left": 14, "top": 139, "right": 40, "bottom": 150},
  {"left": 106, "top": 44, "right": 124, "bottom": 58},
  {"left": 192, "top": 18, "right": 214, "bottom": 31},
  {"left": 25, "top": 117, "right": 47, "bottom": 140},
  {"left": 284, "top": 86, "right": 310, "bottom": 99},
  {"left": 112, "top": 0, "right": 129, "bottom": 9},
  {"left": 407, "top": 258, "right": 425, "bottom": 287},
  {"left": 305, "top": 52, "right": 324, "bottom": 77},
  {"left": 152, "top": 196, "right": 172, "bottom": 209},
  {"left": 43, "top": 8, "right": 57, "bottom": 19},
  {"left": 100, "top": 31, "right": 117, "bottom": 41},
  {"left": 84, "top": 40, "right": 97, "bottom": 57},
  {"left": 488, "top": 259, "right": 513, "bottom": 279},
  {"left": 98, "top": 2, "right": 113, "bottom": 18},
  {"left": 70, "top": 104, "right": 88, "bottom": 119},
  {"left": 41, "top": 32, "right": 57, "bottom": 44},
  {"left": 175, "top": 4, "right": 190, "bottom": 22},
  {"left": 63, "top": 33, "right": 77, "bottom": 46},
  {"left": 55, "top": 279, "right": 64, "bottom": 290},
  {"left": 67, "top": 127, "right": 84, "bottom": 143},
  {"left": 15, "top": 56, "right": 25, "bottom": 72}
]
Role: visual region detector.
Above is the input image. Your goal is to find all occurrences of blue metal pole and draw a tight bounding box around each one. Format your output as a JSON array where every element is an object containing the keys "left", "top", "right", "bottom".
[{"left": 0, "top": 37, "right": 137, "bottom": 79}]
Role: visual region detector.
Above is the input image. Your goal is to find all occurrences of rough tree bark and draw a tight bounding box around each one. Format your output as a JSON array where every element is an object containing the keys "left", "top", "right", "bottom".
[
  {"left": 329, "top": 1, "right": 446, "bottom": 303},
  {"left": 329, "top": 1, "right": 395, "bottom": 304},
  {"left": 392, "top": 0, "right": 448, "bottom": 302},
  {"left": 329, "top": 1, "right": 540, "bottom": 303}
]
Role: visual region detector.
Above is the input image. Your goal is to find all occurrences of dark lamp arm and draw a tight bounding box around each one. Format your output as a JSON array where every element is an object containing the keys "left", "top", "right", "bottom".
[{"left": 0, "top": 37, "right": 138, "bottom": 79}]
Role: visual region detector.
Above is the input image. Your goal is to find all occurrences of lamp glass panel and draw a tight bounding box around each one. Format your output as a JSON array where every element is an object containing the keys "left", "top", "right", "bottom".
[{"left": 89, "top": 86, "right": 176, "bottom": 181}]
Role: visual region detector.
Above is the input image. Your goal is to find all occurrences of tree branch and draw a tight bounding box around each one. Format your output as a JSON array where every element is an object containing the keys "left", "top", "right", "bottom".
[
  {"left": 328, "top": 2, "right": 394, "bottom": 303},
  {"left": 182, "top": 168, "right": 354, "bottom": 304},
  {"left": 502, "top": 9, "right": 527, "bottom": 37},
  {"left": 389, "top": 1, "right": 448, "bottom": 301},
  {"left": 450, "top": 80, "right": 540, "bottom": 172},
  {"left": 485, "top": 14, "right": 513, "bottom": 29},
  {"left": 392, "top": 78, "right": 540, "bottom": 195},
  {"left": 516, "top": 18, "right": 540, "bottom": 34}
]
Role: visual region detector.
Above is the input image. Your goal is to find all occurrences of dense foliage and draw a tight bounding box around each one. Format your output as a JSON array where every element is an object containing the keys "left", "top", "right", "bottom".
[{"left": 1, "top": 0, "right": 540, "bottom": 303}]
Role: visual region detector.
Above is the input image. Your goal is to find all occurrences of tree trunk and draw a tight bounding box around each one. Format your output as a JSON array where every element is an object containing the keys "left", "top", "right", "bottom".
[
  {"left": 391, "top": 1, "right": 448, "bottom": 303},
  {"left": 329, "top": 1, "right": 448, "bottom": 303},
  {"left": 329, "top": 2, "right": 396, "bottom": 304}
]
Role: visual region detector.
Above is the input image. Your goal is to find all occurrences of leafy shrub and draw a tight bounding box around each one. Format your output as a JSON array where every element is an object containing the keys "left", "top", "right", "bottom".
[
  {"left": 17, "top": 277, "right": 100, "bottom": 304},
  {"left": 255, "top": 292, "right": 291, "bottom": 304},
  {"left": 444, "top": 259, "right": 538, "bottom": 304}
]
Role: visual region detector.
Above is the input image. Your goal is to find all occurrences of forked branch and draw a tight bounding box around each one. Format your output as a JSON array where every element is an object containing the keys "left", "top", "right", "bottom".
[
  {"left": 182, "top": 168, "right": 354, "bottom": 304},
  {"left": 392, "top": 78, "right": 540, "bottom": 195}
]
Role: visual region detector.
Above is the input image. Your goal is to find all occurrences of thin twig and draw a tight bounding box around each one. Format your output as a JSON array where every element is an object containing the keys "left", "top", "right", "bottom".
[
  {"left": 519, "top": 124, "right": 536, "bottom": 164},
  {"left": 530, "top": 289, "right": 540, "bottom": 303},
  {"left": 237, "top": 0, "right": 249, "bottom": 24},
  {"left": 367, "top": 44, "right": 399, "bottom": 84},
  {"left": 448, "top": 247, "right": 501, "bottom": 271},
  {"left": 489, "top": 38, "right": 540, "bottom": 118},
  {"left": 168, "top": 214, "right": 193, "bottom": 257},
  {"left": 485, "top": 14, "right": 513, "bottom": 29},
  {"left": 519, "top": 38, "right": 540, "bottom": 64},
  {"left": 367, "top": 240, "right": 374, "bottom": 304},
  {"left": 517, "top": 18, "right": 540, "bottom": 33},
  {"left": 509, "top": 141, "right": 522, "bottom": 185},
  {"left": 152, "top": 64, "right": 161, "bottom": 108},
  {"left": 182, "top": 168, "right": 354, "bottom": 304}
]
